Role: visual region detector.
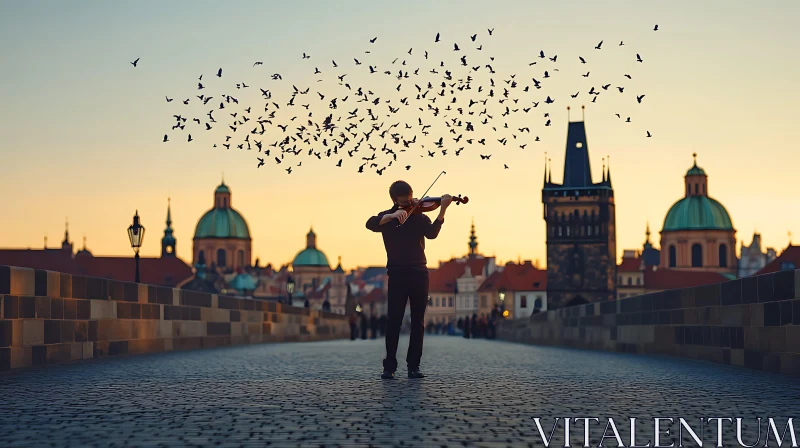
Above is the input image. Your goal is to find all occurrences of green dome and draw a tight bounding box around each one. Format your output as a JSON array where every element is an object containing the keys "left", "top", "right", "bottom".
[
  {"left": 662, "top": 196, "right": 734, "bottom": 232},
  {"left": 230, "top": 272, "right": 257, "bottom": 291},
  {"left": 293, "top": 248, "right": 330, "bottom": 267},
  {"left": 215, "top": 183, "right": 230, "bottom": 193},
  {"left": 686, "top": 164, "right": 706, "bottom": 176},
  {"left": 194, "top": 208, "right": 251, "bottom": 239}
]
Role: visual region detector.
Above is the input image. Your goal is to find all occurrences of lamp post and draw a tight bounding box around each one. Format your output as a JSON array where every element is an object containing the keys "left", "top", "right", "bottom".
[
  {"left": 286, "top": 275, "right": 295, "bottom": 306},
  {"left": 127, "top": 210, "right": 145, "bottom": 283}
]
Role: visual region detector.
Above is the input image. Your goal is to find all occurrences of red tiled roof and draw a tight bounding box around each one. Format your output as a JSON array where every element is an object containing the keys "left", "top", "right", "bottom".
[
  {"left": 755, "top": 245, "right": 800, "bottom": 275},
  {"left": 643, "top": 268, "right": 728, "bottom": 290},
  {"left": 618, "top": 257, "right": 642, "bottom": 273},
  {"left": 0, "top": 249, "right": 77, "bottom": 274},
  {"left": 0, "top": 248, "right": 192, "bottom": 287},
  {"left": 73, "top": 256, "right": 193, "bottom": 287},
  {"left": 429, "top": 258, "right": 489, "bottom": 292},
  {"left": 478, "top": 262, "right": 546, "bottom": 292}
]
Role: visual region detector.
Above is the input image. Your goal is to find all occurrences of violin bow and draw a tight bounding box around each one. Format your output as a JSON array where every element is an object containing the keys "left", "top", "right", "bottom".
[{"left": 397, "top": 170, "right": 446, "bottom": 227}]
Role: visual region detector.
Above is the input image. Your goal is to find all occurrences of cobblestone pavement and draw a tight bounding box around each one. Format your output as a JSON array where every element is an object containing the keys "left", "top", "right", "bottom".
[{"left": 1, "top": 336, "right": 798, "bottom": 447}]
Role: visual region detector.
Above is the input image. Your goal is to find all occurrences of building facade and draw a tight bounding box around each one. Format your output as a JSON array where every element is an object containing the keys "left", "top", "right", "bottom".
[
  {"left": 738, "top": 232, "right": 777, "bottom": 278},
  {"left": 542, "top": 108, "right": 616, "bottom": 308},
  {"left": 192, "top": 181, "right": 252, "bottom": 272},
  {"left": 659, "top": 154, "right": 737, "bottom": 276},
  {"left": 290, "top": 228, "right": 347, "bottom": 313}
]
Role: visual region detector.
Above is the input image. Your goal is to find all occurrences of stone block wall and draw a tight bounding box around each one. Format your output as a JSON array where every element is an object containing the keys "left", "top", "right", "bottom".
[
  {"left": 0, "top": 265, "right": 349, "bottom": 372},
  {"left": 497, "top": 269, "right": 800, "bottom": 376}
]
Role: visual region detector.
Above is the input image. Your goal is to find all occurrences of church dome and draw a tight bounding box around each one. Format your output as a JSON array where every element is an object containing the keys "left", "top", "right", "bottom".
[
  {"left": 662, "top": 196, "right": 734, "bottom": 231},
  {"left": 292, "top": 228, "right": 331, "bottom": 268},
  {"left": 293, "top": 248, "right": 330, "bottom": 267},
  {"left": 194, "top": 182, "right": 251, "bottom": 239},
  {"left": 194, "top": 209, "right": 251, "bottom": 239},
  {"left": 230, "top": 271, "right": 257, "bottom": 291}
]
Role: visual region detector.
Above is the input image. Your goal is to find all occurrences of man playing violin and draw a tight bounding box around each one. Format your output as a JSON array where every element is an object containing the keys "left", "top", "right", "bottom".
[{"left": 365, "top": 180, "right": 452, "bottom": 379}]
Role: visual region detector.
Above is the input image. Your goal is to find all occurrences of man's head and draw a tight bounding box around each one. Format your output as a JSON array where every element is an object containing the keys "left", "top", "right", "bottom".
[{"left": 389, "top": 180, "right": 413, "bottom": 207}]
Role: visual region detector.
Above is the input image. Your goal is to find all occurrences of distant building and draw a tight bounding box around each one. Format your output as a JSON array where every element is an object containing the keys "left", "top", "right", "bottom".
[
  {"left": 738, "top": 233, "right": 777, "bottom": 278},
  {"left": 0, "top": 206, "right": 192, "bottom": 287},
  {"left": 478, "top": 261, "right": 547, "bottom": 318},
  {"left": 192, "top": 180, "right": 252, "bottom": 271},
  {"left": 659, "top": 154, "right": 737, "bottom": 276},
  {"left": 542, "top": 108, "right": 617, "bottom": 308},
  {"left": 755, "top": 244, "right": 799, "bottom": 275},
  {"left": 289, "top": 228, "right": 347, "bottom": 313}
]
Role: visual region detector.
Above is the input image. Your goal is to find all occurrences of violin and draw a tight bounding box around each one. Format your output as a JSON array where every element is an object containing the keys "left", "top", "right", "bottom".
[
  {"left": 394, "top": 171, "right": 469, "bottom": 227},
  {"left": 397, "top": 195, "right": 469, "bottom": 215}
]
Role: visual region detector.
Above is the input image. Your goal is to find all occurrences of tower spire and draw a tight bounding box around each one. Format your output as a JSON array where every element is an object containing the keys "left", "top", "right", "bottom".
[
  {"left": 547, "top": 158, "right": 552, "bottom": 183},
  {"left": 63, "top": 217, "right": 69, "bottom": 244},
  {"left": 468, "top": 218, "right": 478, "bottom": 258},
  {"left": 543, "top": 152, "right": 548, "bottom": 186},
  {"left": 606, "top": 154, "right": 612, "bottom": 186},
  {"left": 602, "top": 157, "right": 606, "bottom": 182},
  {"left": 645, "top": 222, "right": 651, "bottom": 242},
  {"left": 161, "top": 197, "right": 176, "bottom": 257},
  {"left": 562, "top": 114, "right": 593, "bottom": 187}
]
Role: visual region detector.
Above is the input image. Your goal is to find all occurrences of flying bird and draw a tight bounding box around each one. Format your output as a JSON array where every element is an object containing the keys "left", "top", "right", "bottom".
[
  {"left": 653, "top": 24, "right": 659, "bottom": 31},
  {"left": 216, "top": 68, "right": 222, "bottom": 77},
  {"left": 636, "top": 94, "right": 645, "bottom": 103},
  {"left": 253, "top": 61, "right": 263, "bottom": 67},
  {"left": 370, "top": 37, "right": 377, "bottom": 43},
  {"left": 646, "top": 130, "right": 652, "bottom": 137},
  {"left": 595, "top": 40, "right": 603, "bottom": 49},
  {"left": 636, "top": 53, "right": 643, "bottom": 63},
  {"left": 130, "top": 58, "right": 139, "bottom": 67}
]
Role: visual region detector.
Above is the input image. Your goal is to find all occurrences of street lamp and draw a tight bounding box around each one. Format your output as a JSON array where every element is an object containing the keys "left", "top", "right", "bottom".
[
  {"left": 286, "top": 275, "right": 295, "bottom": 306},
  {"left": 127, "top": 210, "right": 145, "bottom": 283}
]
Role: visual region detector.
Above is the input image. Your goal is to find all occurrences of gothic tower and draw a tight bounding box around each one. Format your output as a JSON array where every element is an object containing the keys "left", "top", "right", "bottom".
[
  {"left": 542, "top": 107, "right": 616, "bottom": 308},
  {"left": 468, "top": 219, "right": 479, "bottom": 258},
  {"left": 161, "top": 198, "right": 177, "bottom": 257}
]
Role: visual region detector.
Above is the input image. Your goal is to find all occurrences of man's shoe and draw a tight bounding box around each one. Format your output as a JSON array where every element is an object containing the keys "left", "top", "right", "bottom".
[
  {"left": 407, "top": 369, "right": 426, "bottom": 379},
  {"left": 380, "top": 370, "right": 395, "bottom": 379}
]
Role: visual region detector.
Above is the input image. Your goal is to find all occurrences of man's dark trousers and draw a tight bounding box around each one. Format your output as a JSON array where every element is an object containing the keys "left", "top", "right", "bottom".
[{"left": 383, "top": 270, "right": 429, "bottom": 372}]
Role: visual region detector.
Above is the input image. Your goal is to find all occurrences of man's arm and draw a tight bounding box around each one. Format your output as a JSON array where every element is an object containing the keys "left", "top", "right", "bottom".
[
  {"left": 366, "top": 210, "right": 397, "bottom": 232},
  {"left": 422, "top": 211, "right": 445, "bottom": 239}
]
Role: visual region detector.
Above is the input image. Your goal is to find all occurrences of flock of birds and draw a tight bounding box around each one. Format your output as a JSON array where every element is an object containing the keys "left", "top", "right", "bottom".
[{"left": 135, "top": 25, "right": 660, "bottom": 175}]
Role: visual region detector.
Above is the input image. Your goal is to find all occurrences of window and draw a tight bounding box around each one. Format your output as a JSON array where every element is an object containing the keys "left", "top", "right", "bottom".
[
  {"left": 473, "top": 297, "right": 478, "bottom": 308},
  {"left": 669, "top": 245, "right": 677, "bottom": 268},
  {"left": 595, "top": 225, "right": 599, "bottom": 235},
  {"left": 223, "top": 198, "right": 227, "bottom": 207},
  {"left": 217, "top": 249, "right": 227, "bottom": 267},
  {"left": 718, "top": 244, "right": 727, "bottom": 268},
  {"left": 238, "top": 250, "right": 245, "bottom": 267},
  {"left": 694, "top": 184, "right": 698, "bottom": 194},
  {"left": 636, "top": 276, "right": 641, "bottom": 285},
  {"left": 587, "top": 226, "right": 592, "bottom": 236},
  {"left": 448, "top": 297, "right": 453, "bottom": 307},
  {"left": 627, "top": 277, "right": 632, "bottom": 285},
  {"left": 780, "top": 262, "right": 796, "bottom": 271},
  {"left": 534, "top": 298, "right": 542, "bottom": 310},
  {"left": 198, "top": 250, "right": 205, "bottom": 264},
  {"left": 520, "top": 296, "right": 527, "bottom": 308},
  {"left": 566, "top": 227, "right": 571, "bottom": 236},
  {"left": 558, "top": 226, "right": 563, "bottom": 236},
  {"left": 691, "top": 243, "right": 703, "bottom": 267}
]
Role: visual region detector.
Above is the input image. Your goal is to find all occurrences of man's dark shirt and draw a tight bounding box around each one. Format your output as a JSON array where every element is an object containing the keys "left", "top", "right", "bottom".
[{"left": 365, "top": 207, "right": 444, "bottom": 275}]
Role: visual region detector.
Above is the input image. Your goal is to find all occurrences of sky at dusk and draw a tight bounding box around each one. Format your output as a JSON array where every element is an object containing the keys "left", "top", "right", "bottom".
[{"left": 1, "top": 1, "right": 798, "bottom": 272}]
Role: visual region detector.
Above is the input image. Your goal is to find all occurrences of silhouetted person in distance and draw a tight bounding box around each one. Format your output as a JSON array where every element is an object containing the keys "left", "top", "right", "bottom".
[
  {"left": 370, "top": 313, "right": 379, "bottom": 339},
  {"left": 366, "top": 180, "right": 452, "bottom": 379},
  {"left": 349, "top": 313, "right": 358, "bottom": 341},
  {"left": 360, "top": 312, "right": 368, "bottom": 340},
  {"left": 471, "top": 314, "right": 478, "bottom": 338},
  {"left": 463, "top": 317, "right": 471, "bottom": 339},
  {"left": 457, "top": 317, "right": 463, "bottom": 331}
]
